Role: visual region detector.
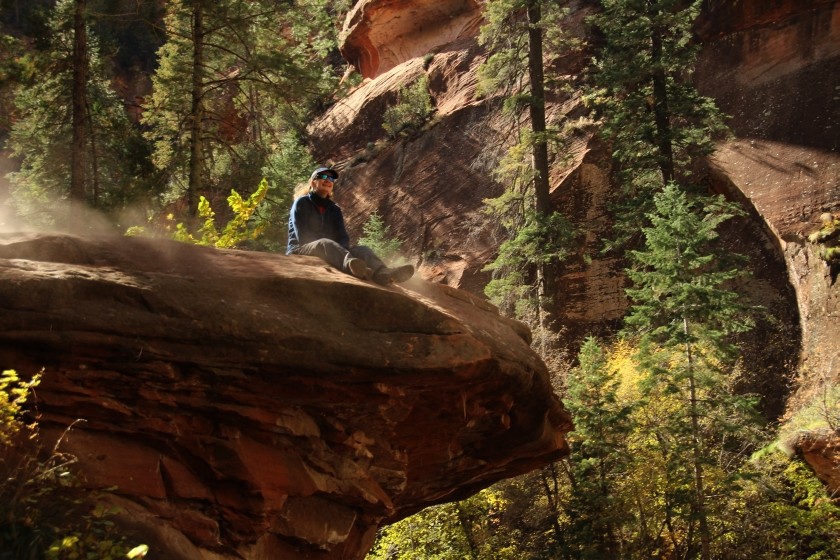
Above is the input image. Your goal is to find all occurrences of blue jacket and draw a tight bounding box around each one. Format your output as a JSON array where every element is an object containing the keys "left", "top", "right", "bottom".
[{"left": 286, "top": 191, "right": 351, "bottom": 254}]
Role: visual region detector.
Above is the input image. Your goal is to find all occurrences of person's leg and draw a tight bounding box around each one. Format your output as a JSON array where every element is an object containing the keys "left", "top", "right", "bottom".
[
  {"left": 349, "top": 245, "right": 385, "bottom": 272},
  {"left": 352, "top": 245, "right": 414, "bottom": 285},
  {"left": 297, "top": 239, "right": 368, "bottom": 278}
]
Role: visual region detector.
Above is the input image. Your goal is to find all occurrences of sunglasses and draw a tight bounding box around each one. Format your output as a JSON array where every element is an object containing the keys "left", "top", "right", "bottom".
[{"left": 316, "top": 174, "right": 336, "bottom": 182}]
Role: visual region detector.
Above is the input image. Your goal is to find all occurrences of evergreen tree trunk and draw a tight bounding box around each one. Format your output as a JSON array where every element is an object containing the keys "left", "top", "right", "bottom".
[
  {"left": 70, "top": 0, "right": 87, "bottom": 203},
  {"left": 526, "top": 0, "right": 555, "bottom": 342},
  {"left": 455, "top": 505, "right": 479, "bottom": 560},
  {"left": 649, "top": 7, "right": 674, "bottom": 183},
  {"left": 87, "top": 103, "right": 100, "bottom": 206},
  {"left": 188, "top": 0, "right": 205, "bottom": 212},
  {"left": 527, "top": 0, "right": 550, "bottom": 215},
  {"left": 684, "top": 318, "right": 711, "bottom": 560},
  {"left": 540, "top": 466, "right": 565, "bottom": 543}
]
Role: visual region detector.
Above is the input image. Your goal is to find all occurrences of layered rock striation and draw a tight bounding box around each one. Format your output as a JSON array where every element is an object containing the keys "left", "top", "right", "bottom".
[{"left": 0, "top": 232, "right": 571, "bottom": 559}]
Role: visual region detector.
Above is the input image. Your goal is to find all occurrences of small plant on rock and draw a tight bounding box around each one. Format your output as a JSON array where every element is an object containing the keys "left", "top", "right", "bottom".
[
  {"left": 359, "top": 212, "right": 408, "bottom": 265},
  {"left": 382, "top": 75, "right": 434, "bottom": 137}
]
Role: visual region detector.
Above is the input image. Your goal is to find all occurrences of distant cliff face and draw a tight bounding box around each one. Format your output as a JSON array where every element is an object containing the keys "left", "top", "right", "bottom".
[
  {"left": 0, "top": 233, "right": 571, "bottom": 560},
  {"left": 695, "top": 0, "right": 840, "bottom": 380},
  {"left": 340, "top": 0, "right": 484, "bottom": 79},
  {"left": 317, "top": 0, "right": 839, "bottom": 490}
]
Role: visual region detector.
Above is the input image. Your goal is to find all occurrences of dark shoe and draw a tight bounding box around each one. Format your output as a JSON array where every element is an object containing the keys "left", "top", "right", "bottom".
[
  {"left": 347, "top": 258, "right": 370, "bottom": 279},
  {"left": 373, "top": 264, "right": 414, "bottom": 285}
]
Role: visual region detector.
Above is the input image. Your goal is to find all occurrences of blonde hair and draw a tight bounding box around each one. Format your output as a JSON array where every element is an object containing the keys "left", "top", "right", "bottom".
[{"left": 294, "top": 181, "right": 312, "bottom": 198}]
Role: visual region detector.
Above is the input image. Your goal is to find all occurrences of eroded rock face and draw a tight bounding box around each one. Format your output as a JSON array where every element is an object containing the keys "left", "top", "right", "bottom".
[
  {"left": 0, "top": 233, "right": 571, "bottom": 560},
  {"left": 340, "top": 0, "right": 484, "bottom": 79},
  {"left": 317, "top": 0, "right": 838, "bottom": 488},
  {"left": 696, "top": 0, "right": 840, "bottom": 393}
]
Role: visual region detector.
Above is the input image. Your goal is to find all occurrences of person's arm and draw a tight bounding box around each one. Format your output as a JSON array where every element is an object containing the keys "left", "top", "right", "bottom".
[
  {"left": 333, "top": 206, "right": 351, "bottom": 249},
  {"left": 286, "top": 198, "right": 304, "bottom": 254}
]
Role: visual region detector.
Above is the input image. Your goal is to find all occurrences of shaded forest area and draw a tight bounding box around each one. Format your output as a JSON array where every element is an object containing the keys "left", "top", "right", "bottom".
[{"left": 0, "top": 0, "right": 351, "bottom": 248}]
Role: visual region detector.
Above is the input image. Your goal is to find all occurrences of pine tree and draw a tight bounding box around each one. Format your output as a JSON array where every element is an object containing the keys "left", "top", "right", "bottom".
[
  {"left": 6, "top": 0, "right": 151, "bottom": 228},
  {"left": 142, "top": 0, "right": 349, "bottom": 217},
  {"left": 478, "top": 0, "right": 582, "bottom": 343},
  {"left": 561, "top": 336, "right": 634, "bottom": 558},
  {"left": 623, "top": 183, "right": 760, "bottom": 559},
  {"left": 587, "top": 0, "right": 727, "bottom": 248},
  {"left": 359, "top": 212, "right": 405, "bottom": 265}
]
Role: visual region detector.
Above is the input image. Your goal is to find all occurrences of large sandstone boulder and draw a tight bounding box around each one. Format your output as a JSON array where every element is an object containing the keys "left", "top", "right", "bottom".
[{"left": 0, "top": 232, "right": 571, "bottom": 560}]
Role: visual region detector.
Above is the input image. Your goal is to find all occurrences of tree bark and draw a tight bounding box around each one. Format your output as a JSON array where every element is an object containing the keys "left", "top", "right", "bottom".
[
  {"left": 526, "top": 0, "right": 556, "bottom": 344},
  {"left": 540, "top": 465, "right": 565, "bottom": 543},
  {"left": 70, "top": 0, "right": 88, "bottom": 204},
  {"left": 86, "top": 103, "right": 99, "bottom": 206},
  {"left": 649, "top": 11, "right": 675, "bottom": 184},
  {"left": 188, "top": 0, "right": 205, "bottom": 212},
  {"left": 684, "top": 317, "right": 711, "bottom": 560},
  {"left": 527, "top": 0, "right": 550, "bottom": 215},
  {"left": 455, "top": 505, "right": 479, "bottom": 560}
]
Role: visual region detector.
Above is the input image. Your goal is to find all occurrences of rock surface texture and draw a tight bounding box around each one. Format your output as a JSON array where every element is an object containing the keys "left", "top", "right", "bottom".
[
  {"left": 695, "top": 0, "right": 840, "bottom": 481},
  {"left": 0, "top": 233, "right": 571, "bottom": 560},
  {"left": 314, "top": 0, "right": 839, "bottom": 495},
  {"left": 340, "top": 0, "right": 484, "bottom": 79}
]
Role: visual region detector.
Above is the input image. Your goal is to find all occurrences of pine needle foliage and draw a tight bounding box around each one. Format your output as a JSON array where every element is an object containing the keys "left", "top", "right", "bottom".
[
  {"left": 477, "top": 0, "right": 582, "bottom": 325},
  {"left": 560, "top": 337, "right": 634, "bottom": 557},
  {"left": 624, "top": 184, "right": 754, "bottom": 352},
  {"left": 483, "top": 208, "right": 576, "bottom": 319},
  {"left": 142, "top": 0, "right": 348, "bottom": 211},
  {"left": 585, "top": 0, "right": 729, "bottom": 249},
  {"left": 622, "top": 183, "right": 762, "bottom": 559},
  {"left": 359, "top": 212, "right": 407, "bottom": 265},
  {"left": 6, "top": 0, "right": 154, "bottom": 228}
]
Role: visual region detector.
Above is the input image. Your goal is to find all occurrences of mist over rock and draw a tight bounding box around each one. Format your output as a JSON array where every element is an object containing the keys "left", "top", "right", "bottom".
[{"left": 0, "top": 232, "right": 571, "bottom": 560}]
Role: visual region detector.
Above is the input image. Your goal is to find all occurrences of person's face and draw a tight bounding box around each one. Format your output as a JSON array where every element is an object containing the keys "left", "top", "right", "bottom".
[{"left": 311, "top": 174, "right": 335, "bottom": 198}]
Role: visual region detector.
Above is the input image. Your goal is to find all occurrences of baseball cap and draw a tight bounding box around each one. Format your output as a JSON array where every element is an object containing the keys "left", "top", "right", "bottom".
[{"left": 310, "top": 167, "right": 338, "bottom": 180}]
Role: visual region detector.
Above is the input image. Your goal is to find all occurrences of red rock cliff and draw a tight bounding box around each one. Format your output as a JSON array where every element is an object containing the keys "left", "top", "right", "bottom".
[
  {"left": 313, "top": 0, "right": 839, "bottom": 492},
  {"left": 340, "top": 0, "right": 484, "bottom": 79}
]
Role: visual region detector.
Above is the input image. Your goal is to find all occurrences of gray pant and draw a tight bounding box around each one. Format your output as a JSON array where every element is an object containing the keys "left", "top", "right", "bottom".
[{"left": 295, "top": 239, "right": 385, "bottom": 274}]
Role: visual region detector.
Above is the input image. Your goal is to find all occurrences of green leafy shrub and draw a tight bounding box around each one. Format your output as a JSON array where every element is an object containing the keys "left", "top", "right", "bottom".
[
  {"left": 780, "top": 382, "right": 840, "bottom": 440},
  {"left": 366, "top": 488, "right": 525, "bottom": 560},
  {"left": 127, "top": 178, "right": 270, "bottom": 249},
  {"left": 806, "top": 214, "right": 839, "bottom": 264},
  {"left": 382, "top": 75, "right": 434, "bottom": 137},
  {"left": 727, "top": 447, "right": 840, "bottom": 559},
  {"left": 0, "top": 369, "right": 147, "bottom": 559}
]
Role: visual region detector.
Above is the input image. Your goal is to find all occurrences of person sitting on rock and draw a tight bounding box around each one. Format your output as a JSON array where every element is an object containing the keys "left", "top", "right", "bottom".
[{"left": 286, "top": 166, "right": 414, "bottom": 285}]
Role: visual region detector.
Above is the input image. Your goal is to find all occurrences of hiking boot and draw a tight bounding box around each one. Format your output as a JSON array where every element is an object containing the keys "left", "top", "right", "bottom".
[
  {"left": 346, "top": 258, "right": 370, "bottom": 280},
  {"left": 373, "top": 264, "right": 414, "bottom": 285}
]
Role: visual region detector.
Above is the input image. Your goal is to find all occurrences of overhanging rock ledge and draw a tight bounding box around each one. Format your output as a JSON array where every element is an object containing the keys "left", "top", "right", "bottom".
[{"left": 0, "top": 232, "right": 571, "bottom": 560}]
